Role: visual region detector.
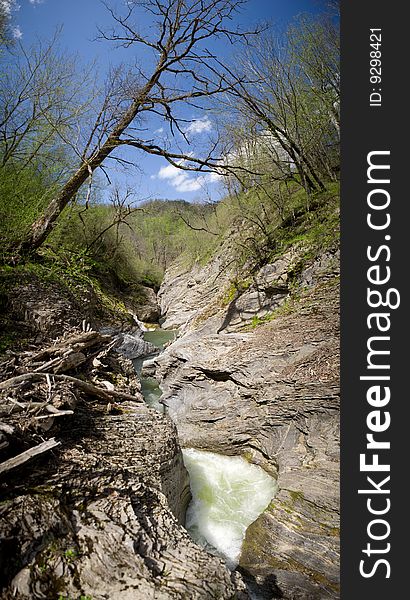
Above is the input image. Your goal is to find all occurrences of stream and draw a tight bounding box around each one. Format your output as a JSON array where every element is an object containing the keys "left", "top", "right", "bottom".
[
  {"left": 182, "top": 449, "right": 277, "bottom": 568},
  {"left": 136, "top": 325, "right": 278, "bottom": 580},
  {"left": 133, "top": 327, "right": 177, "bottom": 412}
]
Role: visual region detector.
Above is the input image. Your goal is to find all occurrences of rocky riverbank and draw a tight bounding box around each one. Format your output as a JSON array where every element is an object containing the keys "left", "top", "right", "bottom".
[
  {"left": 0, "top": 277, "right": 248, "bottom": 599},
  {"left": 0, "top": 189, "right": 340, "bottom": 599},
  {"left": 154, "top": 230, "right": 340, "bottom": 598}
]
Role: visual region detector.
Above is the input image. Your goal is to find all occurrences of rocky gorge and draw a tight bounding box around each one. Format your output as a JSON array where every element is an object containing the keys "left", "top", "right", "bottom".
[
  {"left": 0, "top": 193, "right": 340, "bottom": 599},
  {"left": 154, "top": 234, "right": 340, "bottom": 599},
  {"left": 0, "top": 281, "right": 249, "bottom": 599}
]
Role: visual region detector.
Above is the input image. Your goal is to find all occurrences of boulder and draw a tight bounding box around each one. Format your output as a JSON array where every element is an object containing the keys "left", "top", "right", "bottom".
[
  {"left": 133, "top": 286, "right": 160, "bottom": 323},
  {"left": 114, "top": 331, "right": 157, "bottom": 360}
]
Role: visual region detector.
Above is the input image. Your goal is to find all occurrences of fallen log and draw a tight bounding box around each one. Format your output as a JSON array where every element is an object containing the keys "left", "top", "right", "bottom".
[
  {"left": 0, "top": 372, "right": 141, "bottom": 404},
  {"left": 25, "top": 331, "right": 108, "bottom": 364},
  {"left": 0, "top": 400, "right": 48, "bottom": 417},
  {"left": 33, "top": 351, "right": 87, "bottom": 374},
  {"left": 34, "top": 410, "right": 74, "bottom": 420},
  {"left": 0, "top": 437, "right": 60, "bottom": 475}
]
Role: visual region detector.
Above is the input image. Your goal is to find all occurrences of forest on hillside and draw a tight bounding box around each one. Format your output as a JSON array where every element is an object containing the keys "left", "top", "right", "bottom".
[
  {"left": 0, "top": 0, "right": 339, "bottom": 296},
  {"left": 0, "top": 3, "right": 341, "bottom": 599}
]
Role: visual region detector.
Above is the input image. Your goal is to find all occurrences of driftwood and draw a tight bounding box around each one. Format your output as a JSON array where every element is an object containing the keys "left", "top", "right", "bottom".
[
  {"left": 34, "top": 410, "right": 74, "bottom": 420},
  {"left": 0, "top": 437, "right": 60, "bottom": 475},
  {"left": 0, "top": 326, "right": 142, "bottom": 478},
  {"left": 0, "top": 372, "right": 141, "bottom": 403},
  {"left": 0, "top": 401, "right": 48, "bottom": 416},
  {"left": 33, "top": 351, "right": 87, "bottom": 374},
  {"left": 25, "top": 331, "right": 107, "bottom": 364}
]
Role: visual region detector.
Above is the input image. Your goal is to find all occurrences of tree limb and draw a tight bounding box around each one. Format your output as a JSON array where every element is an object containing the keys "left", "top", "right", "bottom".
[{"left": 0, "top": 438, "right": 61, "bottom": 476}]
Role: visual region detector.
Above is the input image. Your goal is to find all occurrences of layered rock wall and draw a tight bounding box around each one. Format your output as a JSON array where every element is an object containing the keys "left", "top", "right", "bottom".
[{"left": 155, "top": 242, "right": 340, "bottom": 599}]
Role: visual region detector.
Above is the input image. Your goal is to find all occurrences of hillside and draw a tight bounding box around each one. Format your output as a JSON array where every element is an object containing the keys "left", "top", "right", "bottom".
[
  {"left": 0, "top": 181, "right": 340, "bottom": 600},
  {"left": 0, "top": 1, "right": 340, "bottom": 597}
]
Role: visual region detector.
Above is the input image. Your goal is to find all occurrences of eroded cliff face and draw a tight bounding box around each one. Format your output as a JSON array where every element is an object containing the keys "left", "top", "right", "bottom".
[
  {"left": 1, "top": 405, "right": 249, "bottom": 599},
  {"left": 0, "top": 279, "right": 249, "bottom": 600},
  {"left": 155, "top": 240, "right": 340, "bottom": 599}
]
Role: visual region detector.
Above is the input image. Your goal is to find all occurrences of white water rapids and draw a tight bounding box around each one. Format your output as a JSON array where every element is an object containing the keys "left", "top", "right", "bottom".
[
  {"left": 182, "top": 449, "right": 277, "bottom": 567},
  {"left": 135, "top": 328, "right": 277, "bottom": 569}
]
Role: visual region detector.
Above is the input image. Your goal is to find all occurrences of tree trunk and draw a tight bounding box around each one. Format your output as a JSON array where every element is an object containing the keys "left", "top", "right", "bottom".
[
  {"left": 20, "top": 162, "right": 94, "bottom": 253},
  {"left": 18, "top": 53, "right": 168, "bottom": 255}
]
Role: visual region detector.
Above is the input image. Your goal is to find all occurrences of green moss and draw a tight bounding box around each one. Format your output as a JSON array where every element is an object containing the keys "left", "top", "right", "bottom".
[
  {"left": 221, "top": 278, "right": 252, "bottom": 307},
  {"left": 221, "top": 282, "right": 238, "bottom": 306},
  {"left": 241, "top": 537, "right": 339, "bottom": 593},
  {"left": 325, "top": 527, "right": 340, "bottom": 537},
  {"left": 289, "top": 490, "right": 305, "bottom": 503}
]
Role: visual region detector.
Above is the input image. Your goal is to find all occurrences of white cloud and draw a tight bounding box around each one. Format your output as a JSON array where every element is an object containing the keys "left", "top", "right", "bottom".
[
  {"left": 156, "top": 162, "right": 221, "bottom": 193},
  {"left": 12, "top": 24, "right": 22, "bottom": 38},
  {"left": 185, "top": 117, "right": 212, "bottom": 136},
  {"left": 0, "top": 0, "right": 13, "bottom": 14},
  {"left": 1, "top": 0, "right": 19, "bottom": 16},
  {"left": 29, "top": 0, "right": 44, "bottom": 5},
  {"left": 208, "top": 170, "right": 222, "bottom": 183},
  {"left": 157, "top": 164, "right": 202, "bottom": 193},
  {"left": 154, "top": 127, "right": 164, "bottom": 134}
]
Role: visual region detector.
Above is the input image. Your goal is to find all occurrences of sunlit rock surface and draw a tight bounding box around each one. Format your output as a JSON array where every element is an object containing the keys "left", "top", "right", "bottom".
[{"left": 156, "top": 247, "right": 340, "bottom": 599}]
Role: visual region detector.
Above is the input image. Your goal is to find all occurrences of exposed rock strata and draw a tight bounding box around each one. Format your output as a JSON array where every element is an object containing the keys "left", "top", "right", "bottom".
[
  {"left": 0, "top": 279, "right": 249, "bottom": 600},
  {"left": 133, "top": 285, "right": 160, "bottom": 322},
  {"left": 158, "top": 235, "right": 237, "bottom": 331},
  {"left": 156, "top": 246, "right": 340, "bottom": 599},
  {"left": 0, "top": 404, "right": 247, "bottom": 599}
]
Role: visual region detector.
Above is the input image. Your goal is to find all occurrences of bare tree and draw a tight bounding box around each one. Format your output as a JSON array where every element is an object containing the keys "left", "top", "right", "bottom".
[
  {"left": 0, "top": 32, "right": 96, "bottom": 173},
  {"left": 288, "top": 13, "right": 340, "bottom": 138},
  {"left": 15, "top": 0, "right": 259, "bottom": 256},
  {"left": 217, "top": 10, "right": 340, "bottom": 195},
  {"left": 84, "top": 186, "right": 142, "bottom": 254}
]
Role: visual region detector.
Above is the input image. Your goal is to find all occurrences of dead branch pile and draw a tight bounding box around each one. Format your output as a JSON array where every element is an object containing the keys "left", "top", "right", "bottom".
[{"left": 0, "top": 326, "right": 142, "bottom": 476}]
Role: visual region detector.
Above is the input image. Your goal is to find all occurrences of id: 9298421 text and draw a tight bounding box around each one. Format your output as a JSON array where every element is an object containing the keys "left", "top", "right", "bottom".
[{"left": 369, "top": 28, "right": 382, "bottom": 107}]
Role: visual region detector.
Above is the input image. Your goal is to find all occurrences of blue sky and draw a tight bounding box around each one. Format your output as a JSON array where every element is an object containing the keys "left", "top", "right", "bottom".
[{"left": 9, "top": 0, "right": 330, "bottom": 203}]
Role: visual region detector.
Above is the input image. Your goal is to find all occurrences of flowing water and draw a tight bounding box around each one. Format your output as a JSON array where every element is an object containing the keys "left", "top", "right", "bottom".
[
  {"left": 135, "top": 328, "right": 177, "bottom": 412},
  {"left": 135, "top": 328, "right": 277, "bottom": 577},
  {"left": 139, "top": 376, "right": 164, "bottom": 412},
  {"left": 182, "top": 449, "right": 277, "bottom": 568},
  {"left": 143, "top": 328, "right": 177, "bottom": 350}
]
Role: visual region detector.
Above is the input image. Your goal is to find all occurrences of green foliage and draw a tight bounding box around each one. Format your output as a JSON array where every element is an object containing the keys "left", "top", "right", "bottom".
[
  {"left": 47, "top": 198, "right": 223, "bottom": 290},
  {"left": 0, "top": 34, "right": 96, "bottom": 259},
  {"left": 221, "top": 278, "right": 252, "bottom": 306},
  {"left": 0, "top": 10, "right": 339, "bottom": 307},
  {"left": 64, "top": 548, "right": 78, "bottom": 562},
  {"left": 221, "top": 7, "right": 339, "bottom": 199},
  {"left": 0, "top": 162, "right": 58, "bottom": 253},
  {"left": 272, "top": 181, "right": 340, "bottom": 260}
]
